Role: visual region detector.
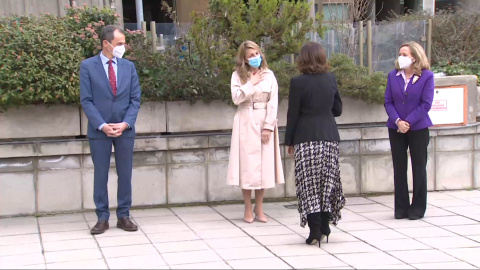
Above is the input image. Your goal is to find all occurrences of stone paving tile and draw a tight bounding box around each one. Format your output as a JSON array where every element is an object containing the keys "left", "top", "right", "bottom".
[
  {"left": 422, "top": 216, "right": 479, "bottom": 226},
  {"left": 95, "top": 234, "right": 150, "bottom": 247},
  {"left": 132, "top": 216, "right": 183, "bottom": 225},
  {"left": 345, "top": 204, "right": 393, "bottom": 213},
  {"left": 335, "top": 252, "right": 404, "bottom": 268},
  {"left": 154, "top": 240, "right": 209, "bottom": 253},
  {"left": 188, "top": 220, "right": 238, "bottom": 231},
  {"left": 345, "top": 197, "right": 377, "bottom": 205},
  {"left": 242, "top": 225, "right": 293, "bottom": 236},
  {"left": 147, "top": 230, "right": 200, "bottom": 243},
  {"left": 161, "top": 249, "right": 222, "bottom": 265},
  {"left": 42, "top": 238, "right": 98, "bottom": 252},
  {"left": 0, "top": 242, "right": 42, "bottom": 256},
  {"left": 412, "top": 261, "right": 478, "bottom": 269},
  {"left": 177, "top": 213, "right": 226, "bottom": 222},
  {"left": 336, "top": 220, "right": 387, "bottom": 232},
  {"left": 205, "top": 236, "right": 260, "bottom": 249},
  {"left": 367, "top": 238, "right": 431, "bottom": 251},
  {"left": 349, "top": 228, "right": 408, "bottom": 241},
  {"left": 170, "top": 206, "right": 216, "bottom": 215},
  {"left": 282, "top": 254, "right": 348, "bottom": 269},
  {"left": 443, "top": 224, "right": 480, "bottom": 236},
  {"left": 439, "top": 247, "right": 480, "bottom": 267},
  {"left": 101, "top": 243, "right": 158, "bottom": 258},
  {"left": 196, "top": 228, "right": 248, "bottom": 239},
  {"left": 0, "top": 234, "right": 40, "bottom": 245},
  {"left": 38, "top": 214, "right": 85, "bottom": 225},
  {"left": 267, "top": 244, "right": 329, "bottom": 256},
  {"left": 253, "top": 234, "right": 306, "bottom": 246},
  {"left": 227, "top": 257, "right": 292, "bottom": 269},
  {"left": 44, "top": 248, "right": 103, "bottom": 264},
  {"left": 141, "top": 223, "right": 191, "bottom": 234},
  {"left": 0, "top": 253, "right": 45, "bottom": 268},
  {"left": 320, "top": 241, "right": 380, "bottom": 254},
  {"left": 41, "top": 230, "right": 93, "bottom": 242},
  {"left": 394, "top": 226, "right": 457, "bottom": 238},
  {"left": 39, "top": 222, "right": 89, "bottom": 233},
  {"left": 46, "top": 259, "right": 108, "bottom": 269},
  {"left": 424, "top": 207, "right": 457, "bottom": 217},
  {"left": 356, "top": 264, "right": 416, "bottom": 269},
  {"left": 2, "top": 192, "right": 480, "bottom": 269},
  {"left": 0, "top": 223, "right": 39, "bottom": 237},
  {"left": 376, "top": 219, "right": 433, "bottom": 229},
  {"left": 428, "top": 199, "right": 477, "bottom": 208},
  {"left": 388, "top": 249, "right": 459, "bottom": 264},
  {"left": 105, "top": 254, "right": 168, "bottom": 269},
  {"left": 416, "top": 236, "right": 480, "bottom": 249},
  {"left": 359, "top": 211, "right": 395, "bottom": 220},
  {"left": 171, "top": 261, "right": 232, "bottom": 269},
  {"left": 130, "top": 208, "right": 175, "bottom": 218},
  {"left": 215, "top": 246, "right": 274, "bottom": 260}
]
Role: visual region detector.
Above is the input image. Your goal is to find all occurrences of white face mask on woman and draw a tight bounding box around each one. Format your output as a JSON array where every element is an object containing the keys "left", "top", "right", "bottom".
[{"left": 398, "top": 56, "right": 413, "bottom": 69}]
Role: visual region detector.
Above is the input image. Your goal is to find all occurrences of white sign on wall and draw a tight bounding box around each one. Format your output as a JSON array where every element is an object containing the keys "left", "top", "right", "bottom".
[{"left": 428, "top": 85, "right": 467, "bottom": 126}]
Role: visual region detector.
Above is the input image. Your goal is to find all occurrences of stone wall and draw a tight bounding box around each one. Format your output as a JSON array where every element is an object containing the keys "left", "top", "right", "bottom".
[{"left": 1, "top": 124, "right": 480, "bottom": 217}]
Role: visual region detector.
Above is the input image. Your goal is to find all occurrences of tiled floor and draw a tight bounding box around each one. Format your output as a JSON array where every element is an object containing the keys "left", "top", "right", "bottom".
[{"left": 1, "top": 190, "right": 480, "bottom": 269}]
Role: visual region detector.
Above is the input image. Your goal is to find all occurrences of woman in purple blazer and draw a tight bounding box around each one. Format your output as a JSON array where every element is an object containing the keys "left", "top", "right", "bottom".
[{"left": 384, "top": 41, "right": 434, "bottom": 220}]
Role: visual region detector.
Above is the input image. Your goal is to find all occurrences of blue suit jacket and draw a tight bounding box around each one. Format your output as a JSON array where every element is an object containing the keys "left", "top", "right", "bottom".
[
  {"left": 80, "top": 54, "right": 141, "bottom": 138},
  {"left": 384, "top": 69, "right": 434, "bottom": 131}
]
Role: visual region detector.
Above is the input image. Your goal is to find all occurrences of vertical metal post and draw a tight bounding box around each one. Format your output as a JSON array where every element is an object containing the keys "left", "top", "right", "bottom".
[
  {"left": 150, "top": 21, "right": 157, "bottom": 53},
  {"left": 135, "top": 0, "right": 144, "bottom": 31},
  {"left": 367, "top": 20, "right": 373, "bottom": 74},
  {"left": 308, "top": 0, "right": 316, "bottom": 42},
  {"left": 359, "top": 20, "right": 364, "bottom": 67},
  {"left": 141, "top": 21, "right": 147, "bottom": 46},
  {"left": 427, "top": 18, "right": 432, "bottom": 63}
]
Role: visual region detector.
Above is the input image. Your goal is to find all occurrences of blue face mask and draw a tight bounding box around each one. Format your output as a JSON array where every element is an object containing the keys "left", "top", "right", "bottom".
[{"left": 248, "top": 56, "right": 262, "bottom": 68}]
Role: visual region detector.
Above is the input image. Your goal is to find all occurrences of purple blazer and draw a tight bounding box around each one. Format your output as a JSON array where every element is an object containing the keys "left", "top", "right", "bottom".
[{"left": 384, "top": 69, "right": 434, "bottom": 131}]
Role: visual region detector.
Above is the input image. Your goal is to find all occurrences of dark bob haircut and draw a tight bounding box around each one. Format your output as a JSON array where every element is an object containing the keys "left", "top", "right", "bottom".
[{"left": 296, "top": 42, "right": 329, "bottom": 74}]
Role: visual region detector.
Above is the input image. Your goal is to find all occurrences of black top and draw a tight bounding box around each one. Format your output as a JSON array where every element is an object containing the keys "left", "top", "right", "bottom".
[{"left": 284, "top": 72, "right": 342, "bottom": 146}]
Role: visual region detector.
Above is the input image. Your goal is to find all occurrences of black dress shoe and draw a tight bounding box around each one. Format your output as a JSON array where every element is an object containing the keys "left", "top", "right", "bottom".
[
  {"left": 117, "top": 217, "right": 138, "bottom": 231},
  {"left": 395, "top": 213, "right": 408, "bottom": 219},
  {"left": 91, "top": 220, "right": 109, "bottom": 235},
  {"left": 408, "top": 214, "right": 422, "bottom": 220}
]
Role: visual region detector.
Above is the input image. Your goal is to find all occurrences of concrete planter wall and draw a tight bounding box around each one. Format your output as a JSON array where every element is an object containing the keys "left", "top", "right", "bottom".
[{"left": 0, "top": 105, "right": 80, "bottom": 139}]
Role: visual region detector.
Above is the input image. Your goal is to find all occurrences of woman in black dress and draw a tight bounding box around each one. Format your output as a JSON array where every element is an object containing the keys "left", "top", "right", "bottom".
[{"left": 285, "top": 42, "right": 346, "bottom": 247}]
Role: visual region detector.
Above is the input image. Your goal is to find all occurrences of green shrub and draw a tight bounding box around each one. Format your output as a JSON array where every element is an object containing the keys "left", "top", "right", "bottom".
[
  {"left": 329, "top": 53, "right": 387, "bottom": 104},
  {"left": 432, "top": 62, "right": 480, "bottom": 85},
  {"left": 0, "top": 5, "right": 118, "bottom": 112}
]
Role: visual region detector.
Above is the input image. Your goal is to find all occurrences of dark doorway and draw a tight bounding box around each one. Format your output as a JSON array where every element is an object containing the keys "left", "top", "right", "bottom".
[{"left": 122, "top": 0, "right": 174, "bottom": 31}]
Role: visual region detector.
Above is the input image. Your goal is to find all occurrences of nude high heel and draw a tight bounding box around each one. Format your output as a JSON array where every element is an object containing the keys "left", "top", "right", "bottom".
[{"left": 254, "top": 206, "right": 268, "bottom": 223}]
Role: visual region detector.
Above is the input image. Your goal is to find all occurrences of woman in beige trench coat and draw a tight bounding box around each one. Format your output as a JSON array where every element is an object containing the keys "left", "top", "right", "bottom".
[{"left": 227, "top": 40, "right": 285, "bottom": 223}]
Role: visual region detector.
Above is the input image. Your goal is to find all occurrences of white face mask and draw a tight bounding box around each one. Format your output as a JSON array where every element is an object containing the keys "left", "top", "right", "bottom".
[
  {"left": 109, "top": 43, "right": 125, "bottom": 58},
  {"left": 398, "top": 56, "right": 413, "bottom": 69}
]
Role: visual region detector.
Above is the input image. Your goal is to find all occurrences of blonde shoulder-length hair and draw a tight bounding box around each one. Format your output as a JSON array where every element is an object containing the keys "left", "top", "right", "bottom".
[
  {"left": 235, "top": 40, "right": 268, "bottom": 84},
  {"left": 395, "top": 41, "right": 430, "bottom": 76}
]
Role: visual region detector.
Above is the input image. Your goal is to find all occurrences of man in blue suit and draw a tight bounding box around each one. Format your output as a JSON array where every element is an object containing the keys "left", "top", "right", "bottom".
[{"left": 80, "top": 25, "right": 141, "bottom": 235}]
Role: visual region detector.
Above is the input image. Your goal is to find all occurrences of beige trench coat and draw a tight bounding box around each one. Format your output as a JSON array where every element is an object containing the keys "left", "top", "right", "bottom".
[{"left": 227, "top": 69, "right": 285, "bottom": 189}]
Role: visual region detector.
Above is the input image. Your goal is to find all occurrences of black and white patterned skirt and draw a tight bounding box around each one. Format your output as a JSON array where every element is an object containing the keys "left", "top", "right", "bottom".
[{"left": 294, "top": 141, "right": 346, "bottom": 227}]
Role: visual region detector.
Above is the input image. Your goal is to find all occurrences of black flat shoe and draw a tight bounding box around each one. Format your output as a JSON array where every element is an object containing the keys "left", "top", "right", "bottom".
[
  {"left": 395, "top": 213, "right": 408, "bottom": 219},
  {"left": 408, "top": 214, "right": 422, "bottom": 220}
]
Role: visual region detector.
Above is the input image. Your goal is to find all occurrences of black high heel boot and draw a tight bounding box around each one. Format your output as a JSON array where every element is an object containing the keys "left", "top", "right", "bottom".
[
  {"left": 306, "top": 213, "right": 322, "bottom": 247},
  {"left": 320, "top": 212, "right": 331, "bottom": 243}
]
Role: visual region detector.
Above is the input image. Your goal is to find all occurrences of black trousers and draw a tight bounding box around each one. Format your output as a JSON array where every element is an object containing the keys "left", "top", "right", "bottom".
[{"left": 388, "top": 128, "right": 429, "bottom": 218}]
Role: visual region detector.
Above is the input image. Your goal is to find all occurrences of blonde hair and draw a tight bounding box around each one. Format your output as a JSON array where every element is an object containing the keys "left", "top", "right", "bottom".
[
  {"left": 395, "top": 41, "right": 430, "bottom": 76},
  {"left": 235, "top": 40, "right": 268, "bottom": 84}
]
